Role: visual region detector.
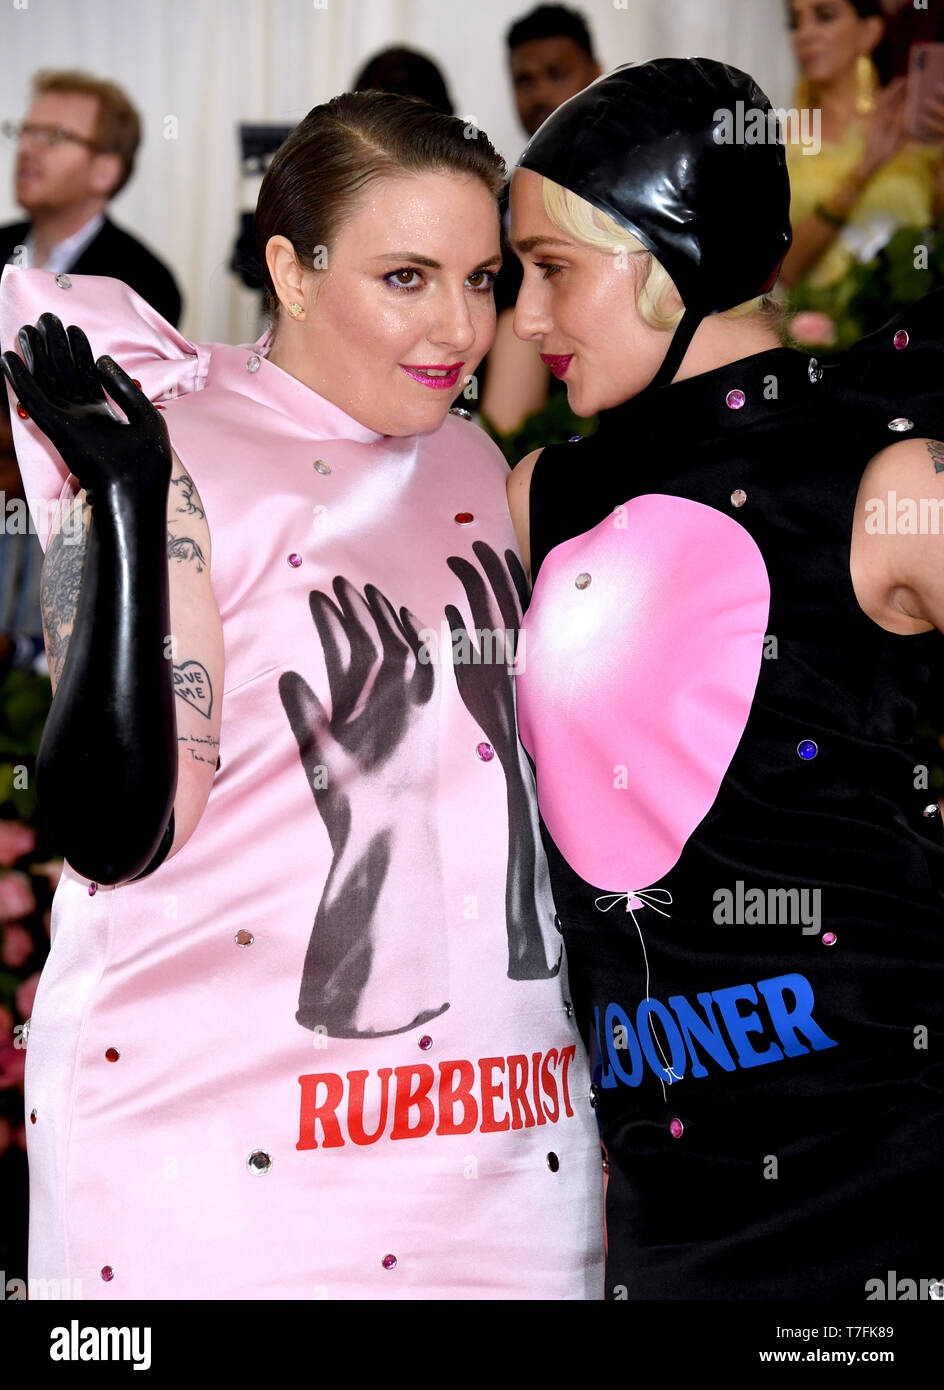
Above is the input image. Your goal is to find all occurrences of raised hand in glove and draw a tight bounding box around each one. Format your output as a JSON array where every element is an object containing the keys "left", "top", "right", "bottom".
[{"left": 1, "top": 311, "right": 177, "bottom": 883}]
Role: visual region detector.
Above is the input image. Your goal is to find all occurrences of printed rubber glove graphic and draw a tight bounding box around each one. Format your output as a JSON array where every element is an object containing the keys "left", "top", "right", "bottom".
[
  {"left": 279, "top": 577, "right": 448, "bottom": 1038},
  {"left": 446, "top": 541, "right": 561, "bottom": 980}
]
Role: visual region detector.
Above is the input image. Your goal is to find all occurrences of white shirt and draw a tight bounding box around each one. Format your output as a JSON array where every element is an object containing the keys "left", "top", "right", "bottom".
[{"left": 20, "top": 210, "right": 106, "bottom": 271}]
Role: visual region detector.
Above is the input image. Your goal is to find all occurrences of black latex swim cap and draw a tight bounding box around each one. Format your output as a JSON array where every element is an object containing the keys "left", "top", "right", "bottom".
[{"left": 516, "top": 58, "right": 793, "bottom": 387}]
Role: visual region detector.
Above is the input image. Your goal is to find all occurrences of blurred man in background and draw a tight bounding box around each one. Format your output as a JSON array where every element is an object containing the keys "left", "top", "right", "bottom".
[
  {"left": 0, "top": 70, "right": 182, "bottom": 670},
  {"left": 481, "top": 5, "right": 602, "bottom": 438}
]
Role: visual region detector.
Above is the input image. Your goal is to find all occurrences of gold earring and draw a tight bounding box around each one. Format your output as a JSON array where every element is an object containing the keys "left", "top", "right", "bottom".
[
  {"left": 288, "top": 302, "right": 304, "bottom": 318},
  {"left": 855, "top": 54, "right": 877, "bottom": 116}
]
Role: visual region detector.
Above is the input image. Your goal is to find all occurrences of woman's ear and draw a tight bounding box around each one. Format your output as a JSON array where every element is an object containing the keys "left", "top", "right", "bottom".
[
  {"left": 862, "top": 14, "right": 885, "bottom": 57},
  {"left": 265, "top": 235, "right": 306, "bottom": 314}
]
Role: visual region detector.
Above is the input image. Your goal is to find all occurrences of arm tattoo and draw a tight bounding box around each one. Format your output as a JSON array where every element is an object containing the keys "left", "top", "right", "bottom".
[
  {"left": 927, "top": 441, "right": 944, "bottom": 475},
  {"left": 170, "top": 472, "right": 205, "bottom": 520},
  {"left": 40, "top": 501, "right": 90, "bottom": 684},
  {"left": 178, "top": 731, "right": 220, "bottom": 766},
  {"left": 173, "top": 660, "right": 214, "bottom": 718},
  {"left": 167, "top": 531, "right": 206, "bottom": 573}
]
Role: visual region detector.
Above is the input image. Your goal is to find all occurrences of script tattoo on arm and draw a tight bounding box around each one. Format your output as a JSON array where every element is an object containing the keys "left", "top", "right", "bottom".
[
  {"left": 170, "top": 472, "right": 205, "bottom": 520},
  {"left": 927, "top": 441, "right": 944, "bottom": 475},
  {"left": 178, "top": 731, "right": 220, "bottom": 767}
]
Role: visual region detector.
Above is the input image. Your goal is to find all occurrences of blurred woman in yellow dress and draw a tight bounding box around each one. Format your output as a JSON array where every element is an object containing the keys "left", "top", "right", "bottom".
[{"left": 782, "top": 0, "right": 944, "bottom": 351}]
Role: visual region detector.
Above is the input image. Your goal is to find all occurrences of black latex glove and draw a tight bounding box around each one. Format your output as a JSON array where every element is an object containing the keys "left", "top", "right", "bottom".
[{"left": 0, "top": 312, "right": 177, "bottom": 883}]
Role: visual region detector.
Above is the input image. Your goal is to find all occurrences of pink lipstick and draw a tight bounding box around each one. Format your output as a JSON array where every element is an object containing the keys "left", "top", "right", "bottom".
[
  {"left": 399, "top": 362, "right": 463, "bottom": 390},
  {"left": 540, "top": 353, "right": 573, "bottom": 378}
]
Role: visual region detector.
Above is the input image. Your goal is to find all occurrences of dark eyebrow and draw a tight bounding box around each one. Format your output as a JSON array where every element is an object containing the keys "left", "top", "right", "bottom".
[
  {"left": 368, "top": 251, "right": 503, "bottom": 272},
  {"left": 510, "top": 235, "right": 575, "bottom": 255}
]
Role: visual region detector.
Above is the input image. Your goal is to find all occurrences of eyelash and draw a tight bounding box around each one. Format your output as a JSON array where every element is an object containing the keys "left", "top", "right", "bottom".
[
  {"left": 383, "top": 267, "right": 498, "bottom": 294},
  {"left": 534, "top": 262, "right": 563, "bottom": 279}
]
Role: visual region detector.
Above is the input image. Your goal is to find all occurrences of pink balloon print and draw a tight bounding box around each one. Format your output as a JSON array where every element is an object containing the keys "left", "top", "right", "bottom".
[{"left": 516, "top": 493, "right": 770, "bottom": 894}]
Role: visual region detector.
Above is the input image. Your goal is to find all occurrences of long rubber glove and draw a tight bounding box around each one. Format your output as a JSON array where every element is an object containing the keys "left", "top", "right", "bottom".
[{"left": 0, "top": 311, "right": 177, "bottom": 884}]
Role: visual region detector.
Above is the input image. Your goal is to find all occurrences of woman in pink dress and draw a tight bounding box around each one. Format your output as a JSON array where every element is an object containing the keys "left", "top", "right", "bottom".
[{"left": 0, "top": 91, "right": 604, "bottom": 1300}]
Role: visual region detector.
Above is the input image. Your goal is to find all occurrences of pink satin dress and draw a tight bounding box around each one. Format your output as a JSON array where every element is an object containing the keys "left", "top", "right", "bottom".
[{"left": 0, "top": 266, "right": 604, "bottom": 1300}]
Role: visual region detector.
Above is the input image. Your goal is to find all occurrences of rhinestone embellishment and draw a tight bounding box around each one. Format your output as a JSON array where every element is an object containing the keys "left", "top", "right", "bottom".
[
  {"left": 888, "top": 418, "right": 914, "bottom": 433},
  {"left": 55, "top": 273, "right": 72, "bottom": 289},
  {"left": 730, "top": 489, "right": 747, "bottom": 508},
  {"left": 575, "top": 572, "right": 591, "bottom": 589},
  {"left": 247, "top": 1150, "right": 272, "bottom": 1174},
  {"left": 313, "top": 460, "right": 331, "bottom": 474},
  {"left": 725, "top": 389, "right": 745, "bottom": 410},
  {"left": 894, "top": 330, "right": 909, "bottom": 350},
  {"left": 808, "top": 357, "right": 823, "bottom": 383},
  {"left": 245, "top": 354, "right": 261, "bottom": 373}
]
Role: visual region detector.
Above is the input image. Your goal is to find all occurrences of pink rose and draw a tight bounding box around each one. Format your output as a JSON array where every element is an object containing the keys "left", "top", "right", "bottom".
[
  {"left": 789, "top": 311, "right": 837, "bottom": 347},
  {"left": 32, "top": 859, "right": 63, "bottom": 892},
  {"left": 1, "top": 923, "right": 34, "bottom": 969},
  {"left": 15, "top": 971, "right": 40, "bottom": 1019},
  {"left": 0, "top": 821, "right": 37, "bottom": 867},
  {"left": 0, "top": 872, "right": 36, "bottom": 921},
  {"left": 0, "top": 1039, "right": 25, "bottom": 1089}
]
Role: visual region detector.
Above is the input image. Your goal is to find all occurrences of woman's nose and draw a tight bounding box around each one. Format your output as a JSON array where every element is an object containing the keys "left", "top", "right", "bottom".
[
  {"left": 430, "top": 289, "right": 476, "bottom": 352},
  {"left": 513, "top": 284, "right": 551, "bottom": 343}
]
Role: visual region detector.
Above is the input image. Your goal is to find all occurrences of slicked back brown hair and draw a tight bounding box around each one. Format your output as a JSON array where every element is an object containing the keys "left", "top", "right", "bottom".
[{"left": 255, "top": 91, "right": 506, "bottom": 322}]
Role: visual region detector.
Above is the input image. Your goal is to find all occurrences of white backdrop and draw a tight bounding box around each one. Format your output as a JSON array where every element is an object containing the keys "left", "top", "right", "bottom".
[{"left": 0, "top": 0, "right": 798, "bottom": 345}]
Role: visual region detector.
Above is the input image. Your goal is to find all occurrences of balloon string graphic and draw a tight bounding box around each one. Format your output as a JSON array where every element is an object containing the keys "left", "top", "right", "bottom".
[{"left": 594, "top": 888, "right": 675, "bottom": 1102}]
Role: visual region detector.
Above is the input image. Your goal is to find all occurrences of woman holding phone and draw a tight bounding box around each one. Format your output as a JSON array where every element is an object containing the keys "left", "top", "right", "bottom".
[{"left": 783, "top": 0, "right": 944, "bottom": 335}]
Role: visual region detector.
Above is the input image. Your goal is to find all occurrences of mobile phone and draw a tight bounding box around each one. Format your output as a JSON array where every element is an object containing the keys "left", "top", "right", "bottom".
[{"left": 904, "top": 42, "right": 944, "bottom": 142}]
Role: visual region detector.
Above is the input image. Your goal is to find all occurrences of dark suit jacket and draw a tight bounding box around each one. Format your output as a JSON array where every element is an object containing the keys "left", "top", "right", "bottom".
[{"left": 0, "top": 212, "right": 183, "bottom": 326}]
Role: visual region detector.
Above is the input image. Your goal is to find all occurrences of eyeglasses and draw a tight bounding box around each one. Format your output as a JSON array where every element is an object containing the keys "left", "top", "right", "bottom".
[{"left": 1, "top": 120, "right": 102, "bottom": 151}]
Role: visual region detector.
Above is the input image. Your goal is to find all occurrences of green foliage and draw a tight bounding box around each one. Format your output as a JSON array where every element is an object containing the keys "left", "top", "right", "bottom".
[
  {"left": 480, "top": 389, "right": 597, "bottom": 467},
  {"left": 0, "top": 668, "right": 52, "bottom": 823},
  {"left": 787, "top": 222, "right": 944, "bottom": 355}
]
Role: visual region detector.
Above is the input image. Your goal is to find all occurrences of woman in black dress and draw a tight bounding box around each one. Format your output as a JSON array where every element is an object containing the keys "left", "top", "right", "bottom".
[{"left": 505, "top": 58, "right": 944, "bottom": 1300}]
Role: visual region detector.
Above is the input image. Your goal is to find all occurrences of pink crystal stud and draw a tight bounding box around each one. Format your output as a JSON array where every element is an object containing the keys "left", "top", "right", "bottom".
[
  {"left": 669, "top": 1117, "right": 684, "bottom": 1139},
  {"left": 822, "top": 931, "right": 837, "bottom": 946},
  {"left": 382, "top": 1253, "right": 397, "bottom": 1270},
  {"left": 893, "top": 330, "right": 909, "bottom": 350},
  {"left": 476, "top": 742, "right": 494, "bottom": 761},
  {"left": 287, "top": 553, "right": 302, "bottom": 567},
  {"left": 725, "top": 389, "right": 746, "bottom": 410}
]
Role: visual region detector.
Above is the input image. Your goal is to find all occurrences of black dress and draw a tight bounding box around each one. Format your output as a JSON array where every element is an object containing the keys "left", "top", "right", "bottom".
[{"left": 518, "top": 292, "right": 944, "bottom": 1300}]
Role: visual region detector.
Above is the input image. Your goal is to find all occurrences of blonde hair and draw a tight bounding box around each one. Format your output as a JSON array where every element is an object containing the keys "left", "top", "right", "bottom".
[{"left": 540, "top": 176, "right": 781, "bottom": 329}]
